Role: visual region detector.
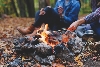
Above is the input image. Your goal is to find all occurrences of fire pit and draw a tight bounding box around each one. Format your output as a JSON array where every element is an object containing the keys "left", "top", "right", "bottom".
[{"left": 11, "top": 24, "right": 100, "bottom": 66}]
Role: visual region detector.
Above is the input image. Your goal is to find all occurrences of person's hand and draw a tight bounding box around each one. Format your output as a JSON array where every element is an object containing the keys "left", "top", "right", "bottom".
[
  {"left": 68, "top": 18, "right": 86, "bottom": 32},
  {"left": 67, "top": 22, "right": 78, "bottom": 32},
  {"left": 58, "top": 6, "right": 63, "bottom": 16},
  {"left": 39, "top": 8, "right": 46, "bottom": 15}
]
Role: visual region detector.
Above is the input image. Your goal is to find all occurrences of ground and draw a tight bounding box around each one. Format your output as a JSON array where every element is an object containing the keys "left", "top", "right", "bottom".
[
  {"left": 0, "top": 16, "right": 100, "bottom": 67},
  {"left": 0, "top": 17, "right": 34, "bottom": 39}
]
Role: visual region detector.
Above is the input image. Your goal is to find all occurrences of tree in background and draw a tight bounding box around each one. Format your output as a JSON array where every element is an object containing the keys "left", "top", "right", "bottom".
[
  {"left": 38, "top": 0, "right": 50, "bottom": 9},
  {"left": 0, "top": 0, "right": 35, "bottom": 17},
  {"left": 25, "top": 0, "right": 35, "bottom": 17},
  {"left": 0, "top": 0, "right": 92, "bottom": 17},
  {"left": 11, "top": 0, "right": 19, "bottom": 17},
  {"left": 0, "top": 0, "right": 14, "bottom": 16},
  {"left": 17, "top": 0, "right": 27, "bottom": 17},
  {"left": 17, "top": 0, "right": 35, "bottom": 17},
  {"left": 79, "top": 0, "right": 91, "bottom": 15},
  {"left": 90, "top": 0, "right": 100, "bottom": 12},
  {"left": 55, "top": 0, "right": 57, "bottom": 3},
  {"left": 45, "top": 0, "right": 50, "bottom": 6}
]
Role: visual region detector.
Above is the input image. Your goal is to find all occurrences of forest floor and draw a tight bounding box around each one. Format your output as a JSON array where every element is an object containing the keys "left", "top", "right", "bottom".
[
  {"left": 0, "top": 14, "right": 88, "bottom": 40},
  {"left": 0, "top": 15, "right": 100, "bottom": 67}
]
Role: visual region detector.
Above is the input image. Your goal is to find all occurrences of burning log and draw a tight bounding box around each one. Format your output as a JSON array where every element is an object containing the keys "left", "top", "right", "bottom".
[{"left": 12, "top": 24, "right": 100, "bottom": 66}]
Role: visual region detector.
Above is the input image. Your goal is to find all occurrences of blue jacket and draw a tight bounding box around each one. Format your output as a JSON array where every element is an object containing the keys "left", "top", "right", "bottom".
[{"left": 54, "top": 0, "right": 80, "bottom": 25}]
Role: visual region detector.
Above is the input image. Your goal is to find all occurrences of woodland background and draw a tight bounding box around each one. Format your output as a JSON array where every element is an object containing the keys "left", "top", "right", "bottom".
[
  {"left": 0, "top": 0, "right": 99, "bottom": 67},
  {"left": 0, "top": 0, "right": 91, "bottom": 18},
  {"left": 0, "top": 0, "right": 93, "bottom": 47}
]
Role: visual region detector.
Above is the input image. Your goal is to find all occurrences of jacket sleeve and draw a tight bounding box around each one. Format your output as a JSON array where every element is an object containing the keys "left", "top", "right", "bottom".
[
  {"left": 53, "top": 0, "right": 59, "bottom": 13},
  {"left": 63, "top": 1, "right": 80, "bottom": 25},
  {"left": 85, "top": 7, "right": 100, "bottom": 23},
  {"left": 54, "top": 0, "right": 63, "bottom": 13}
]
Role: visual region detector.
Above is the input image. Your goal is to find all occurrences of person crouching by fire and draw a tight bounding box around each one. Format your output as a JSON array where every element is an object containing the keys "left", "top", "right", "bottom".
[
  {"left": 17, "top": 0, "right": 80, "bottom": 37},
  {"left": 68, "top": 7, "right": 100, "bottom": 40}
]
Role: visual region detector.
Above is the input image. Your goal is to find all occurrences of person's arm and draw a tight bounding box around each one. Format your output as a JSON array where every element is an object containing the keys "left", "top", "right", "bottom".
[
  {"left": 63, "top": 1, "right": 80, "bottom": 25},
  {"left": 68, "top": 7, "right": 100, "bottom": 31},
  {"left": 53, "top": 0, "right": 59, "bottom": 13},
  {"left": 67, "top": 18, "right": 85, "bottom": 31},
  {"left": 85, "top": 7, "right": 100, "bottom": 23},
  {"left": 54, "top": 0, "right": 64, "bottom": 14}
]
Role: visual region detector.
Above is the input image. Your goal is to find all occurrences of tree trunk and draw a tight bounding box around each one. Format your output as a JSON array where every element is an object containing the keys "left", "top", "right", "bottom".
[
  {"left": 45, "top": 0, "right": 50, "bottom": 6},
  {"left": 17, "top": 0, "right": 27, "bottom": 17},
  {"left": 3, "top": 7, "right": 8, "bottom": 15},
  {"left": 11, "top": 0, "right": 19, "bottom": 17},
  {"left": 38, "top": 0, "right": 50, "bottom": 9},
  {"left": 25, "top": 0, "right": 35, "bottom": 17},
  {"left": 55, "top": 0, "right": 57, "bottom": 3}
]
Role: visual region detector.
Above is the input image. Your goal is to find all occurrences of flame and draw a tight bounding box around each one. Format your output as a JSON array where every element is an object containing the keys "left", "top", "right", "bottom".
[
  {"left": 39, "top": 24, "right": 49, "bottom": 44},
  {"left": 38, "top": 24, "right": 59, "bottom": 48},
  {"left": 38, "top": 24, "right": 75, "bottom": 48},
  {"left": 40, "top": 30, "right": 49, "bottom": 44}
]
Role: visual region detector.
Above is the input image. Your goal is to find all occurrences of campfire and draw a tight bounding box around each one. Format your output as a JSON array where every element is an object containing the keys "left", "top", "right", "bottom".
[{"left": 9, "top": 24, "right": 100, "bottom": 67}]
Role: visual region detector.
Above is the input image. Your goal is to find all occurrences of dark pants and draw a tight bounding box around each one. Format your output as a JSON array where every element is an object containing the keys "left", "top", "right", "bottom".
[
  {"left": 90, "top": 22, "right": 100, "bottom": 37},
  {"left": 33, "top": 7, "right": 68, "bottom": 31}
]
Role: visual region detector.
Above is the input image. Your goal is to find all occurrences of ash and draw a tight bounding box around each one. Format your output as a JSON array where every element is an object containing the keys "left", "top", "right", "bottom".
[
  {"left": 34, "top": 43, "right": 53, "bottom": 58},
  {"left": 1, "top": 29, "right": 100, "bottom": 67},
  {"left": 12, "top": 30, "right": 79, "bottom": 66}
]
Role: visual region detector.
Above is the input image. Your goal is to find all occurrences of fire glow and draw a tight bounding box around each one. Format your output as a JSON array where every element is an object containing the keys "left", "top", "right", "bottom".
[
  {"left": 37, "top": 24, "right": 74, "bottom": 48},
  {"left": 12, "top": 24, "right": 100, "bottom": 67},
  {"left": 38, "top": 24, "right": 60, "bottom": 48}
]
